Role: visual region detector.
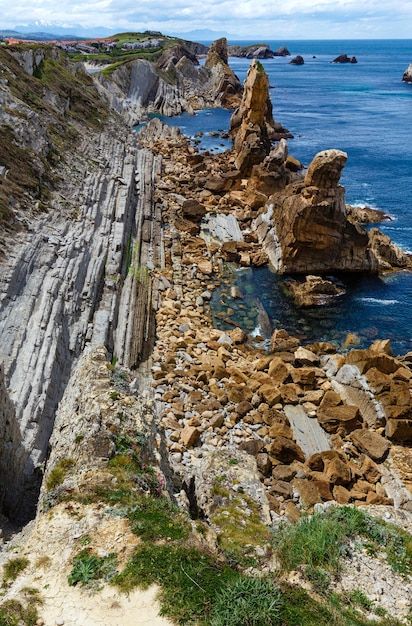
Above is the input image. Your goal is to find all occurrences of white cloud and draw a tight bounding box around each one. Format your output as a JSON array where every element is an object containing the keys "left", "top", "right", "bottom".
[{"left": 2, "top": 0, "right": 412, "bottom": 38}]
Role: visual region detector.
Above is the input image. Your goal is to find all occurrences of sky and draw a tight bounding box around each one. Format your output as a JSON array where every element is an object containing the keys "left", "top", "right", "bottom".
[{"left": 2, "top": 0, "right": 412, "bottom": 39}]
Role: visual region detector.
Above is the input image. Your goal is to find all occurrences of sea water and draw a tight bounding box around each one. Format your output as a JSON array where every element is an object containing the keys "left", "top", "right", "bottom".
[{"left": 159, "top": 39, "right": 412, "bottom": 354}]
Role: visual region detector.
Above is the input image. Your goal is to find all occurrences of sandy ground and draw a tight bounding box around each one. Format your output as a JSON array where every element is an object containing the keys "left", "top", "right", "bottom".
[{"left": 0, "top": 504, "right": 174, "bottom": 626}]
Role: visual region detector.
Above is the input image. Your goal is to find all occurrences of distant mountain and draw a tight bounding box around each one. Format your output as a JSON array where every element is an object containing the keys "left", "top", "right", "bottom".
[
  {"left": 14, "top": 22, "right": 115, "bottom": 39},
  {"left": 0, "top": 29, "right": 85, "bottom": 41},
  {"left": 169, "top": 28, "right": 236, "bottom": 42}
]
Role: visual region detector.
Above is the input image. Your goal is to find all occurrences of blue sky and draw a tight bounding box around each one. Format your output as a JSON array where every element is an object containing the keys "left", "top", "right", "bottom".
[{"left": 3, "top": 0, "right": 412, "bottom": 39}]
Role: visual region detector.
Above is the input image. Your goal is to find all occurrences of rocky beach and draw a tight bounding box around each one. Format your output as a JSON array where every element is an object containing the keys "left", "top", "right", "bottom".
[{"left": 0, "top": 34, "right": 412, "bottom": 625}]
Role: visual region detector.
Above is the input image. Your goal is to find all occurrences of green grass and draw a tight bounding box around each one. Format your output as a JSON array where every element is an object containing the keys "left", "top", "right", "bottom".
[
  {"left": 45, "top": 457, "right": 75, "bottom": 491},
  {"left": 210, "top": 577, "right": 284, "bottom": 626},
  {"left": 273, "top": 505, "right": 412, "bottom": 579},
  {"left": 127, "top": 496, "right": 190, "bottom": 542},
  {"left": 115, "top": 544, "right": 241, "bottom": 625}
]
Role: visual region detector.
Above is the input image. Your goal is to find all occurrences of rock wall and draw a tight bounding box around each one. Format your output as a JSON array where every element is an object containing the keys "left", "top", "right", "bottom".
[
  {"left": 0, "top": 118, "right": 162, "bottom": 523},
  {"left": 95, "top": 39, "right": 242, "bottom": 125}
]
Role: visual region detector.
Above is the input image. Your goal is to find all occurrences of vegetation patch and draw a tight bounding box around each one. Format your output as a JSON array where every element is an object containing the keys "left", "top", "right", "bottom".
[
  {"left": 45, "top": 457, "right": 75, "bottom": 491},
  {"left": 210, "top": 576, "right": 284, "bottom": 626},
  {"left": 0, "top": 587, "right": 42, "bottom": 626},
  {"left": 1, "top": 558, "right": 30, "bottom": 586},
  {"left": 273, "top": 505, "right": 412, "bottom": 583},
  {"left": 209, "top": 479, "right": 271, "bottom": 564},
  {"left": 68, "top": 548, "right": 118, "bottom": 589}
]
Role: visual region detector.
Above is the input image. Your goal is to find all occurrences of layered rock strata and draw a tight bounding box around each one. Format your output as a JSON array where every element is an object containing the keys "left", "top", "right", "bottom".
[
  {"left": 229, "top": 60, "right": 286, "bottom": 173},
  {"left": 0, "top": 118, "right": 162, "bottom": 521}
]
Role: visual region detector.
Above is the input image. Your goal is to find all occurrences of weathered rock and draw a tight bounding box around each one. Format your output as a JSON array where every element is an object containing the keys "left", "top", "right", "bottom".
[
  {"left": 180, "top": 425, "right": 202, "bottom": 448},
  {"left": 270, "top": 329, "right": 300, "bottom": 354},
  {"left": 282, "top": 275, "right": 345, "bottom": 307},
  {"left": 204, "top": 38, "right": 243, "bottom": 108},
  {"left": 350, "top": 429, "right": 390, "bottom": 462},
  {"left": 254, "top": 148, "right": 411, "bottom": 275},
  {"left": 317, "top": 404, "right": 362, "bottom": 434},
  {"left": 194, "top": 448, "right": 271, "bottom": 524},
  {"left": 229, "top": 60, "right": 281, "bottom": 174},
  {"left": 268, "top": 436, "right": 305, "bottom": 463},
  {"left": 182, "top": 199, "right": 207, "bottom": 222}
]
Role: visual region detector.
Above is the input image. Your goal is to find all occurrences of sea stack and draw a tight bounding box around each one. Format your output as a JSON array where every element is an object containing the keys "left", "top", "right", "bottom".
[{"left": 402, "top": 62, "right": 412, "bottom": 83}]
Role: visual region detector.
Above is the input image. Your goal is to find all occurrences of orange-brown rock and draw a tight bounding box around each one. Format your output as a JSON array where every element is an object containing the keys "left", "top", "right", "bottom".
[
  {"left": 254, "top": 148, "right": 412, "bottom": 275},
  {"left": 349, "top": 428, "right": 390, "bottom": 462},
  {"left": 323, "top": 456, "right": 352, "bottom": 485},
  {"left": 180, "top": 425, "right": 201, "bottom": 448},
  {"left": 258, "top": 384, "right": 282, "bottom": 406},
  {"left": 317, "top": 404, "right": 362, "bottom": 434},
  {"left": 229, "top": 60, "right": 278, "bottom": 174},
  {"left": 292, "top": 478, "right": 324, "bottom": 508},
  {"left": 270, "top": 329, "right": 300, "bottom": 354},
  {"left": 385, "top": 417, "right": 412, "bottom": 443},
  {"left": 283, "top": 275, "right": 346, "bottom": 307},
  {"left": 333, "top": 485, "right": 352, "bottom": 504},
  {"left": 358, "top": 454, "right": 382, "bottom": 484},
  {"left": 268, "top": 436, "right": 305, "bottom": 463},
  {"left": 268, "top": 423, "right": 293, "bottom": 439},
  {"left": 238, "top": 439, "right": 264, "bottom": 456}
]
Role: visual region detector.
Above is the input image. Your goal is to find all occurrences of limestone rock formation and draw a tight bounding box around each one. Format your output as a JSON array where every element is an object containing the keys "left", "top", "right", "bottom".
[
  {"left": 229, "top": 60, "right": 279, "bottom": 174},
  {"left": 227, "top": 44, "right": 277, "bottom": 59},
  {"left": 254, "top": 148, "right": 412, "bottom": 274},
  {"left": 95, "top": 38, "right": 242, "bottom": 123},
  {"left": 403, "top": 62, "right": 412, "bottom": 83},
  {"left": 204, "top": 38, "right": 243, "bottom": 108}
]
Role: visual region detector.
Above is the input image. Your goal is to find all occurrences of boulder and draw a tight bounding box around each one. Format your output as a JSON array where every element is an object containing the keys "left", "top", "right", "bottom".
[
  {"left": 289, "top": 55, "right": 304, "bottom": 65},
  {"left": 349, "top": 428, "right": 390, "bottom": 462},
  {"left": 317, "top": 404, "right": 362, "bottom": 433},
  {"left": 282, "top": 275, "right": 345, "bottom": 307},
  {"left": 182, "top": 199, "right": 207, "bottom": 222},
  {"left": 268, "top": 436, "right": 305, "bottom": 463}
]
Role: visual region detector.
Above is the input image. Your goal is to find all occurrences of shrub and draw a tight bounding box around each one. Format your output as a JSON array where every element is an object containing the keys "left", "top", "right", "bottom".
[{"left": 68, "top": 548, "right": 117, "bottom": 588}]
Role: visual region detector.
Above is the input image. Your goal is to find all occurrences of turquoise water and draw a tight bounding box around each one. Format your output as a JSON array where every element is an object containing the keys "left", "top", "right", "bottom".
[{"left": 160, "top": 40, "right": 412, "bottom": 354}]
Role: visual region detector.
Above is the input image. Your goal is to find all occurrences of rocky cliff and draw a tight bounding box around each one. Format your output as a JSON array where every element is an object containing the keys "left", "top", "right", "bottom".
[
  {"left": 95, "top": 38, "right": 242, "bottom": 124},
  {"left": 0, "top": 46, "right": 164, "bottom": 523},
  {"left": 1, "top": 42, "right": 412, "bottom": 626}
]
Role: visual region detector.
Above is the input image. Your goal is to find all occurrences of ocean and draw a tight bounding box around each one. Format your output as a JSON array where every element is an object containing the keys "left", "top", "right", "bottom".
[{"left": 159, "top": 39, "right": 412, "bottom": 354}]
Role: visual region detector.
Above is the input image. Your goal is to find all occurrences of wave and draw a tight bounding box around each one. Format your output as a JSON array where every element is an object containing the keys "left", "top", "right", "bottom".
[{"left": 357, "top": 297, "right": 399, "bottom": 305}]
